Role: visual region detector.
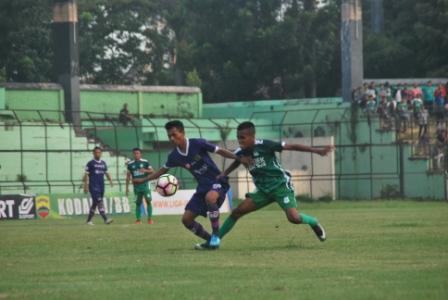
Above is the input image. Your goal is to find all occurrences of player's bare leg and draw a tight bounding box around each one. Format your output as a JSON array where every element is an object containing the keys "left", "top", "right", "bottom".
[
  {"left": 204, "top": 190, "right": 221, "bottom": 247},
  {"left": 218, "top": 197, "right": 258, "bottom": 239},
  {"left": 285, "top": 208, "right": 326, "bottom": 241}
]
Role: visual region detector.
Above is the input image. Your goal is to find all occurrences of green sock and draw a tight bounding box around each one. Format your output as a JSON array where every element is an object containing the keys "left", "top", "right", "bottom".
[
  {"left": 299, "top": 213, "right": 318, "bottom": 226},
  {"left": 135, "top": 196, "right": 142, "bottom": 220},
  {"left": 146, "top": 200, "right": 153, "bottom": 219},
  {"left": 219, "top": 215, "right": 237, "bottom": 239}
]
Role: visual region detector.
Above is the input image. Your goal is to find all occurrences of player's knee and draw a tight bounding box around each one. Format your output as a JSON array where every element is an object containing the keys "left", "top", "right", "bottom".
[{"left": 181, "top": 216, "right": 193, "bottom": 228}]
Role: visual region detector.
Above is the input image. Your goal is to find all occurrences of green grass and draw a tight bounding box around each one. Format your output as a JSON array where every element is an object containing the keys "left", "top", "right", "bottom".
[{"left": 1, "top": 201, "right": 448, "bottom": 300}]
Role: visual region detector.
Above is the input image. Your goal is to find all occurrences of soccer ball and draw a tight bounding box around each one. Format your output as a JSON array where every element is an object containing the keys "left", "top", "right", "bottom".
[{"left": 156, "top": 174, "right": 178, "bottom": 197}]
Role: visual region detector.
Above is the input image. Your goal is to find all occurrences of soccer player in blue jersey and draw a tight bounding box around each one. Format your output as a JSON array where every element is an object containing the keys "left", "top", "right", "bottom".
[
  {"left": 133, "top": 120, "right": 251, "bottom": 250},
  {"left": 83, "top": 147, "right": 114, "bottom": 225}
]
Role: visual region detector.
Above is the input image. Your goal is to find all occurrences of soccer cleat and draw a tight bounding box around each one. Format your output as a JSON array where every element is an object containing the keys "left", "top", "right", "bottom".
[
  {"left": 209, "top": 234, "right": 221, "bottom": 248},
  {"left": 135, "top": 220, "right": 142, "bottom": 225},
  {"left": 311, "top": 223, "right": 326, "bottom": 242},
  {"left": 105, "top": 218, "right": 114, "bottom": 225},
  {"left": 86, "top": 221, "right": 94, "bottom": 225},
  {"left": 194, "top": 242, "right": 218, "bottom": 250},
  {"left": 148, "top": 219, "right": 154, "bottom": 225}
]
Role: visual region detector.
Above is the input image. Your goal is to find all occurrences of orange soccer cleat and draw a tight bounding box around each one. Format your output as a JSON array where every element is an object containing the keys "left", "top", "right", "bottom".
[
  {"left": 147, "top": 219, "right": 154, "bottom": 225},
  {"left": 135, "top": 220, "right": 142, "bottom": 225}
]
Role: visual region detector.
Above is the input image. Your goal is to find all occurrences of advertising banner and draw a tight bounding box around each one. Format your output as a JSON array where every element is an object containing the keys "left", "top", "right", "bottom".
[
  {"left": 0, "top": 194, "right": 36, "bottom": 220},
  {"left": 34, "top": 190, "right": 231, "bottom": 218}
]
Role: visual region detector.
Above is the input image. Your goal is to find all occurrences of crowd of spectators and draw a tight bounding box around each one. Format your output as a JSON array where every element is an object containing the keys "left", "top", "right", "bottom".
[{"left": 352, "top": 80, "right": 448, "bottom": 171}]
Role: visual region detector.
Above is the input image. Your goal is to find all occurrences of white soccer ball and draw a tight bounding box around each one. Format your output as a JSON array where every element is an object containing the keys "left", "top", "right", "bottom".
[{"left": 156, "top": 174, "right": 178, "bottom": 197}]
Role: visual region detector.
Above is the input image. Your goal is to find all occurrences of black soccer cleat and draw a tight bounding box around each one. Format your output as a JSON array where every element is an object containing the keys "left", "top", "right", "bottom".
[{"left": 311, "top": 223, "right": 326, "bottom": 242}]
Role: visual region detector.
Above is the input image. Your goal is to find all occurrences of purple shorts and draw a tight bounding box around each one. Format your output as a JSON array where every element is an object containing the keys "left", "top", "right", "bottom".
[{"left": 185, "top": 182, "right": 230, "bottom": 217}]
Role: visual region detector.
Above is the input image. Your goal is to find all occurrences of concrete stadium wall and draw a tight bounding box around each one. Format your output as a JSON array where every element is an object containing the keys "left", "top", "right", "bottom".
[
  {"left": 0, "top": 121, "right": 129, "bottom": 194},
  {"left": 1, "top": 83, "right": 202, "bottom": 120}
]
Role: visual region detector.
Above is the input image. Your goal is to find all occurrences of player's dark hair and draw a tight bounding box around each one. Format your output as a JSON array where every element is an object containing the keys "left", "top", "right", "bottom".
[
  {"left": 132, "top": 147, "right": 141, "bottom": 153},
  {"left": 93, "top": 146, "right": 102, "bottom": 152},
  {"left": 237, "top": 121, "right": 256, "bottom": 133},
  {"left": 165, "top": 120, "right": 184, "bottom": 132}
]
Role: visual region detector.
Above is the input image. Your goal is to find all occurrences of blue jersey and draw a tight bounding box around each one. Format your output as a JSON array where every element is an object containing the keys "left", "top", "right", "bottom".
[
  {"left": 164, "top": 138, "right": 221, "bottom": 193},
  {"left": 85, "top": 159, "right": 108, "bottom": 192}
]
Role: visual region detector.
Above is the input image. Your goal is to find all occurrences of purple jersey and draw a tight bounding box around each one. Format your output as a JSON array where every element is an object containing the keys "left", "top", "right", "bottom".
[
  {"left": 164, "top": 138, "right": 221, "bottom": 193},
  {"left": 85, "top": 159, "right": 108, "bottom": 192}
]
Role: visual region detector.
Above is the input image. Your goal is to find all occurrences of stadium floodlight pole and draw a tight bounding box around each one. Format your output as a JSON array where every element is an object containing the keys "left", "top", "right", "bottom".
[
  {"left": 52, "top": 0, "right": 81, "bottom": 133},
  {"left": 341, "top": 0, "right": 364, "bottom": 102}
]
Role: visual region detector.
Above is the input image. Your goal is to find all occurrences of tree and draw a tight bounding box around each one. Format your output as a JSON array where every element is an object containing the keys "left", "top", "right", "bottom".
[
  {"left": 78, "top": 0, "right": 175, "bottom": 85},
  {"left": 0, "top": 0, "right": 53, "bottom": 82}
]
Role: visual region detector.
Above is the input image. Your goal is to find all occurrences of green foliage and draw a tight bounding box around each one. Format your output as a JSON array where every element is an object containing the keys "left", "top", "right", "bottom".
[
  {"left": 185, "top": 69, "right": 202, "bottom": 87},
  {"left": 0, "top": 0, "right": 446, "bottom": 101}
]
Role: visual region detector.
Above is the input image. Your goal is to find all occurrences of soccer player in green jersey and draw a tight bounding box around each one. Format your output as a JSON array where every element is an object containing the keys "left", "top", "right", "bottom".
[
  {"left": 126, "top": 148, "right": 154, "bottom": 224},
  {"left": 218, "top": 121, "right": 334, "bottom": 243}
]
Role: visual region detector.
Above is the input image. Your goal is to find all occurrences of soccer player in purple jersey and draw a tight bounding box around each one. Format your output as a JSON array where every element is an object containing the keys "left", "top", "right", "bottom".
[
  {"left": 133, "top": 120, "right": 251, "bottom": 250},
  {"left": 83, "top": 147, "right": 114, "bottom": 225}
]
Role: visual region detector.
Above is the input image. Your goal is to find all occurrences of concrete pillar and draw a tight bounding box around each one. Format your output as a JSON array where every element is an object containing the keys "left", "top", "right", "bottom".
[
  {"left": 52, "top": 0, "right": 80, "bottom": 130},
  {"left": 341, "top": 0, "right": 364, "bottom": 102}
]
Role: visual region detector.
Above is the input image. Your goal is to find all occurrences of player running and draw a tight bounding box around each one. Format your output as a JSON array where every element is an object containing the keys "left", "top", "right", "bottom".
[
  {"left": 132, "top": 120, "right": 251, "bottom": 249},
  {"left": 217, "top": 121, "right": 333, "bottom": 245},
  {"left": 126, "top": 148, "right": 155, "bottom": 224},
  {"left": 83, "top": 147, "right": 114, "bottom": 225}
]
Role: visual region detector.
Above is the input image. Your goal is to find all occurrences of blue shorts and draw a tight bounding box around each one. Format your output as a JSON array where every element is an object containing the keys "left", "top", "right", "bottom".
[
  {"left": 90, "top": 190, "right": 104, "bottom": 204},
  {"left": 185, "top": 181, "right": 230, "bottom": 217}
]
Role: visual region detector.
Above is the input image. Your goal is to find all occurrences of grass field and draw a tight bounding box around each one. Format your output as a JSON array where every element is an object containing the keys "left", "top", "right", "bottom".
[{"left": 1, "top": 200, "right": 448, "bottom": 300}]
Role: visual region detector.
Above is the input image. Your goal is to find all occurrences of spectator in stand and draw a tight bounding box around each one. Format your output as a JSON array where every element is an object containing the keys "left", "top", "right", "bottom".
[
  {"left": 412, "top": 93, "right": 424, "bottom": 121},
  {"left": 418, "top": 109, "right": 429, "bottom": 139},
  {"left": 352, "top": 87, "right": 363, "bottom": 108},
  {"left": 412, "top": 83, "right": 423, "bottom": 99},
  {"left": 366, "top": 82, "right": 376, "bottom": 101},
  {"left": 119, "top": 103, "right": 134, "bottom": 126},
  {"left": 365, "top": 95, "right": 376, "bottom": 126},
  {"left": 435, "top": 84, "right": 447, "bottom": 105},
  {"left": 396, "top": 98, "right": 410, "bottom": 133},
  {"left": 393, "top": 83, "right": 403, "bottom": 113},
  {"left": 378, "top": 92, "right": 392, "bottom": 130},
  {"left": 422, "top": 80, "right": 436, "bottom": 111},
  {"left": 433, "top": 129, "right": 447, "bottom": 171}
]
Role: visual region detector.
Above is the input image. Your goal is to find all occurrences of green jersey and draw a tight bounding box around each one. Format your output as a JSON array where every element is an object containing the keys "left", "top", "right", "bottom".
[
  {"left": 412, "top": 98, "right": 423, "bottom": 113},
  {"left": 235, "top": 139, "right": 293, "bottom": 193},
  {"left": 127, "top": 159, "right": 151, "bottom": 192}
]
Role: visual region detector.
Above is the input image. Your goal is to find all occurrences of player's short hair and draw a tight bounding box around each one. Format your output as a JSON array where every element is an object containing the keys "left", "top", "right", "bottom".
[
  {"left": 237, "top": 121, "right": 256, "bottom": 134},
  {"left": 165, "top": 120, "right": 184, "bottom": 132},
  {"left": 93, "top": 146, "right": 102, "bottom": 152},
  {"left": 132, "top": 147, "right": 141, "bottom": 153}
]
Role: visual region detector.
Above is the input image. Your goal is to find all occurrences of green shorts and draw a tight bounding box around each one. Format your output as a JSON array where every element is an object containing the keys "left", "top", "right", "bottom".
[
  {"left": 134, "top": 190, "right": 152, "bottom": 203},
  {"left": 246, "top": 184, "right": 297, "bottom": 211}
]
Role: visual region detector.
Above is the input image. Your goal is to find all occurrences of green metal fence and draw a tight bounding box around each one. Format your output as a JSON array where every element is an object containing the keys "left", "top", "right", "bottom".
[{"left": 0, "top": 108, "right": 446, "bottom": 200}]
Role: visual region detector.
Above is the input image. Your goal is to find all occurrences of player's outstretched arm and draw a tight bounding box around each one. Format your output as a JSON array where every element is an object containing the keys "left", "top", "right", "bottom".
[
  {"left": 132, "top": 167, "right": 168, "bottom": 184},
  {"left": 219, "top": 160, "right": 241, "bottom": 178},
  {"left": 283, "top": 143, "right": 335, "bottom": 156},
  {"left": 216, "top": 148, "right": 253, "bottom": 166}
]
